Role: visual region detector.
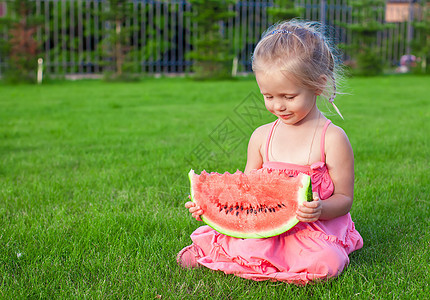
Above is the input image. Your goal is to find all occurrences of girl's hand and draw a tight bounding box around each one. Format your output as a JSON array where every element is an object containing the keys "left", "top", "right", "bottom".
[
  {"left": 185, "top": 200, "right": 204, "bottom": 221},
  {"left": 296, "top": 192, "right": 322, "bottom": 223}
]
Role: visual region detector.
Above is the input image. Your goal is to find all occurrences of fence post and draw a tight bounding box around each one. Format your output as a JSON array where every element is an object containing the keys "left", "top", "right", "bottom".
[
  {"left": 320, "top": 0, "right": 326, "bottom": 26},
  {"left": 406, "top": 0, "right": 414, "bottom": 55}
]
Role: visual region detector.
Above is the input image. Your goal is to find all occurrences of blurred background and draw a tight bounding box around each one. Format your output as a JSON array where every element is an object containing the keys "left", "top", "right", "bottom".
[{"left": 0, "top": 0, "right": 429, "bottom": 82}]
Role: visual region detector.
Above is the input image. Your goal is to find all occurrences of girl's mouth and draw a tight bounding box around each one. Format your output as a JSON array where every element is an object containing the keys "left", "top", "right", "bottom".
[{"left": 279, "top": 114, "right": 292, "bottom": 119}]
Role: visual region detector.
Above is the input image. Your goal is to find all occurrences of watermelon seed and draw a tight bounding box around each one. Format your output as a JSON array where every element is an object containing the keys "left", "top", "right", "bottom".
[
  {"left": 219, "top": 207, "right": 223, "bottom": 212},
  {"left": 235, "top": 205, "right": 239, "bottom": 210},
  {"left": 225, "top": 210, "right": 229, "bottom": 215},
  {"left": 281, "top": 203, "right": 286, "bottom": 207},
  {"left": 265, "top": 208, "right": 268, "bottom": 213},
  {"left": 268, "top": 208, "right": 273, "bottom": 212},
  {"left": 229, "top": 207, "right": 233, "bottom": 213},
  {"left": 277, "top": 204, "right": 282, "bottom": 208},
  {"left": 236, "top": 211, "right": 239, "bottom": 217},
  {"left": 254, "top": 210, "right": 257, "bottom": 214},
  {"left": 246, "top": 209, "right": 249, "bottom": 214},
  {"left": 240, "top": 206, "right": 243, "bottom": 211},
  {"left": 250, "top": 208, "right": 253, "bottom": 213}
]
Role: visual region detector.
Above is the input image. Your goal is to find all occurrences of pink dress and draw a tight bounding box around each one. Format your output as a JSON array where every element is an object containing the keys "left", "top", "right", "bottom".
[{"left": 188, "top": 119, "right": 363, "bottom": 284}]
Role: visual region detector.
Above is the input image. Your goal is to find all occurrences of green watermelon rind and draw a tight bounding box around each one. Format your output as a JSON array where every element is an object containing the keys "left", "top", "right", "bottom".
[{"left": 188, "top": 169, "right": 313, "bottom": 239}]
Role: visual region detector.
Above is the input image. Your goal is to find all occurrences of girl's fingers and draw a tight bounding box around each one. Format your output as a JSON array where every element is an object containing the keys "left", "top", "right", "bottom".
[
  {"left": 296, "top": 210, "right": 319, "bottom": 219},
  {"left": 301, "top": 200, "right": 320, "bottom": 208},
  {"left": 298, "top": 204, "right": 319, "bottom": 214},
  {"left": 189, "top": 206, "right": 202, "bottom": 213},
  {"left": 296, "top": 201, "right": 321, "bottom": 222},
  {"left": 192, "top": 209, "right": 204, "bottom": 220},
  {"left": 192, "top": 211, "right": 202, "bottom": 217},
  {"left": 184, "top": 198, "right": 203, "bottom": 220},
  {"left": 184, "top": 201, "right": 195, "bottom": 209},
  {"left": 296, "top": 215, "right": 319, "bottom": 223}
]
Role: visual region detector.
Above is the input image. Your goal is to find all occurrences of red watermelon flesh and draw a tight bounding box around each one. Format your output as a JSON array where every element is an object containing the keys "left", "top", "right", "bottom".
[{"left": 188, "top": 169, "right": 312, "bottom": 239}]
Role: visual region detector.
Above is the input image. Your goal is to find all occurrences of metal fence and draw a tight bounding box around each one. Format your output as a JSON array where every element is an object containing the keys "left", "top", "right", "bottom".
[{"left": 0, "top": 0, "right": 424, "bottom": 76}]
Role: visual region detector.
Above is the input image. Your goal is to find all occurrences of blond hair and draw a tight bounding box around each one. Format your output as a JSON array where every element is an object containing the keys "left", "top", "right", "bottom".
[{"left": 252, "top": 20, "right": 343, "bottom": 105}]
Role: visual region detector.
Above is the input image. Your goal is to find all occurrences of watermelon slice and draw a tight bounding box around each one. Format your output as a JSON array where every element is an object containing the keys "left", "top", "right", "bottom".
[{"left": 188, "top": 169, "right": 313, "bottom": 239}]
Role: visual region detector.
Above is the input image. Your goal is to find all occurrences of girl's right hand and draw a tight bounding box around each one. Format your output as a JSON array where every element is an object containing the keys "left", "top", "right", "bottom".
[{"left": 185, "top": 201, "right": 204, "bottom": 221}]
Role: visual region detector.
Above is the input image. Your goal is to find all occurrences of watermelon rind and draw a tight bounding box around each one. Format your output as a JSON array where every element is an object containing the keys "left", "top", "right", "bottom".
[
  {"left": 188, "top": 169, "right": 195, "bottom": 203},
  {"left": 306, "top": 179, "right": 313, "bottom": 202},
  {"left": 188, "top": 169, "right": 312, "bottom": 239}
]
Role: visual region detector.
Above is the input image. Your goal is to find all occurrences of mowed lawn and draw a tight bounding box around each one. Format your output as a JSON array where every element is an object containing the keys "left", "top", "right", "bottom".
[{"left": 0, "top": 75, "right": 429, "bottom": 299}]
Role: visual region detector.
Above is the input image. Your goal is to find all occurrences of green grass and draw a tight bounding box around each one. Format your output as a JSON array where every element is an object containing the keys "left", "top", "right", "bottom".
[{"left": 1, "top": 75, "right": 429, "bottom": 299}]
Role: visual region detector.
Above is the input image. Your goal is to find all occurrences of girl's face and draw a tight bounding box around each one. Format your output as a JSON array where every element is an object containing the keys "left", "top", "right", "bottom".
[{"left": 255, "top": 70, "right": 318, "bottom": 125}]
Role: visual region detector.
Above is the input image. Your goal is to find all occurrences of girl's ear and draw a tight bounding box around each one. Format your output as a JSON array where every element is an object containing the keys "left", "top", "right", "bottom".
[{"left": 315, "top": 75, "right": 327, "bottom": 96}]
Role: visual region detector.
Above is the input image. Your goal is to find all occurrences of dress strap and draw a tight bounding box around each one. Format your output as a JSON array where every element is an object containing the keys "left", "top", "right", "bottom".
[
  {"left": 320, "top": 120, "right": 332, "bottom": 162},
  {"left": 265, "top": 119, "right": 280, "bottom": 162}
]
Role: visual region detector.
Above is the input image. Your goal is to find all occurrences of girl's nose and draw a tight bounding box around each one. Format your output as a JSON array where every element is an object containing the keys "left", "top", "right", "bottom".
[{"left": 274, "top": 98, "right": 286, "bottom": 111}]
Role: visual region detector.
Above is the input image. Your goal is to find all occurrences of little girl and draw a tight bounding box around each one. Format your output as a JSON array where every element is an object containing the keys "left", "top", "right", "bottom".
[{"left": 177, "top": 20, "right": 363, "bottom": 285}]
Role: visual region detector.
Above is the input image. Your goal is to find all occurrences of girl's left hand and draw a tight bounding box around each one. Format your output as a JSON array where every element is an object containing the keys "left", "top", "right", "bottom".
[{"left": 296, "top": 192, "right": 322, "bottom": 222}]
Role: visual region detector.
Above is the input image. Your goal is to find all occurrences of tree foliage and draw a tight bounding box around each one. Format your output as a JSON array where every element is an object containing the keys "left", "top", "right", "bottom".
[
  {"left": 338, "top": 0, "right": 393, "bottom": 76},
  {"left": 0, "top": 0, "right": 43, "bottom": 83},
  {"left": 412, "top": 0, "right": 430, "bottom": 74},
  {"left": 98, "top": 0, "right": 139, "bottom": 81},
  {"left": 186, "top": 0, "right": 236, "bottom": 80},
  {"left": 267, "top": 0, "right": 304, "bottom": 23}
]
